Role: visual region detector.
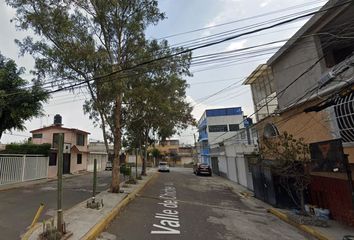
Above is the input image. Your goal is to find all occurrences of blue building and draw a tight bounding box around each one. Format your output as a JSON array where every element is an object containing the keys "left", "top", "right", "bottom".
[{"left": 197, "top": 107, "right": 244, "bottom": 165}]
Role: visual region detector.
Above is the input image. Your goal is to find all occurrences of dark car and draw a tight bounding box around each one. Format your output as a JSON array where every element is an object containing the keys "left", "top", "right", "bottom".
[{"left": 193, "top": 163, "right": 212, "bottom": 176}]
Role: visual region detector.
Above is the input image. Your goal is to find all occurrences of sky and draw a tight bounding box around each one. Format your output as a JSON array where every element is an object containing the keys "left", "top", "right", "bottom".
[{"left": 0, "top": 0, "right": 327, "bottom": 144}]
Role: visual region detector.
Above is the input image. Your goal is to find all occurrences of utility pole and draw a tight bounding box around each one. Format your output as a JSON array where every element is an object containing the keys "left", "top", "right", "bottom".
[
  {"left": 135, "top": 148, "right": 138, "bottom": 179},
  {"left": 193, "top": 133, "right": 197, "bottom": 164},
  {"left": 93, "top": 159, "right": 97, "bottom": 199},
  {"left": 57, "top": 133, "right": 64, "bottom": 233}
]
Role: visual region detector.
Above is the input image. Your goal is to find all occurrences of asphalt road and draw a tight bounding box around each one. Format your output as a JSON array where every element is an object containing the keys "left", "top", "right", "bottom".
[
  {"left": 0, "top": 171, "right": 113, "bottom": 240},
  {"left": 103, "top": 168, "right": 312, "bottom": 240}
]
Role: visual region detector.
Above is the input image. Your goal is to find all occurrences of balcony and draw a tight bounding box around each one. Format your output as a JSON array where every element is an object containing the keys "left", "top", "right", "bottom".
[
  {"left": 201, "top": 148, "right": 210, "bottom": 155},
  {"left": 198, "top": 131, "right": 208, "bottom": 141},
  {"left": 198, "top": 118, "right": 207, "bottom": 129}
]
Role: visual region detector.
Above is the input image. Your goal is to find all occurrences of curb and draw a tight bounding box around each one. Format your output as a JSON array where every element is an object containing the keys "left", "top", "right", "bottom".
[
  {"left": 81, "top": 171, "right": 159, "bottom": 240},
  {"left": 268, "top": 208, "right": 329, "bottom": 240}
]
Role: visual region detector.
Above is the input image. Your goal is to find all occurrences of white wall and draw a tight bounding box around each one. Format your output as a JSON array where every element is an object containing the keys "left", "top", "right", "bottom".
[
  {"left": 226, "top": 157, "right": 238, "bottom": 183},
  {"left": 87, "top": 153, "right": 107, "bottom": 172},
  {"left": 236, "top": 155, "right": 248, "bottom": 188},
  {"left": 218, "top": 155, "right": 227, "bottom": 175},
  {"left": 207, "top": 114, "right": 244, "bottom": 145},
  {"left": 245, "top": 157, "right": 254, "bottom": 191}
]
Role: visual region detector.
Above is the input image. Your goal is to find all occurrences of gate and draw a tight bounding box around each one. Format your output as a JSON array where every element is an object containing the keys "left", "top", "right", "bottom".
[
  {"left": 251, "top": 163, "right": 276, "bottom": 206},
  {"left": 211, "top": 157, "right": 220, "bottom": 175},
  {"left": 0, "top": 154, "right": 48, "bottom": 185}
]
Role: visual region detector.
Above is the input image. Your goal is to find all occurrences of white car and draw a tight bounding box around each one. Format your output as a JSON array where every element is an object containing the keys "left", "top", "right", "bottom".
[{"left": 158, "top": 162, "right": 170, "bottom": 172}]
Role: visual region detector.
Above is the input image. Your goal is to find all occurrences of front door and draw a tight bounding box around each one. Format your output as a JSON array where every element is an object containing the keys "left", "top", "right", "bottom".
[
  {"left": 211, "top": 157, "right": 220, "bottom": 175},
  {"left": 63, "top": 153, "right": 71, "bottom": 174}
]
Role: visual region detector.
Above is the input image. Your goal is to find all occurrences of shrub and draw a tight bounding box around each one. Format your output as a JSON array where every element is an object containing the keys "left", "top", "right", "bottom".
[{"left": 1, "top": 143, "right": 51, "bottom": 155}]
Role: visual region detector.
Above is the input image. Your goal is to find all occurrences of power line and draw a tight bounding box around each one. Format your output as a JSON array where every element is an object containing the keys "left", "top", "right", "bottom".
[
  {"left": 154, "top": 0, "right": 326, "bottom": 40},
  {"left": 41, "top": 0, "right": 354, "bottom": 96},
  {"left": 207, "top": 21, "right": 354, "bottom": 143},
  {"left": 3, "top": 1, "right": 351, "bottom": 100}
]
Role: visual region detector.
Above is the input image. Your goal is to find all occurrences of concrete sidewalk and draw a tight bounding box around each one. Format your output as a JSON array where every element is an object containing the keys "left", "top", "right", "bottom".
[
  {"left": 215, "top": 175, "right": 354, "bottom": 240},
  {"left": 25, "top": 169, "right": 157, "bottom": 240}
]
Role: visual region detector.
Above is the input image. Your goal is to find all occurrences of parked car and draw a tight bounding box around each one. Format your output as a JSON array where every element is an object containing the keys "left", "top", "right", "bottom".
[
  {"left": 193, "top": 163, "right": 212, "bottom": 176},
  {"left": 158, "top": 162, "right": 170, "bottom": 172},
  {"left": 105, "top": 161, "right": 112, "bottom": 171}
]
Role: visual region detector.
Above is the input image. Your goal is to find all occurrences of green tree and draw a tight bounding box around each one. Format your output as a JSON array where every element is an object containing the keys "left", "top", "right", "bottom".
[
  {"left": 7, "top": 0, "right": 165, "bottom": 192},
  {"left": 0, "top": 53, "right": 48, "bottom": 140},
  {"left": 123, "top": 40, "right": 194, "bottom": 175},
  {"left": 260, "top": 132, "right": 311, "bottom": 214}
]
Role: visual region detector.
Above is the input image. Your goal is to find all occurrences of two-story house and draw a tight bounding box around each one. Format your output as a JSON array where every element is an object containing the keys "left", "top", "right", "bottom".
[
  {"left": 30, "top": 114, "right": 90, "bottom": 178},
  {"left": 244, "top": 0, "right": 354, "bottom": 226}
]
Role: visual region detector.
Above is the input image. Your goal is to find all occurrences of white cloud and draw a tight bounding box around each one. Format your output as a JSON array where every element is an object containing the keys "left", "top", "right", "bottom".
[
  {"left": 260, "top": 0, "right": 272, "bottom": 7},
  {"left": 225, "top": 39, "right": 247, "bottom": 51},
  {"left": 201, "top": 0, "right": 244, "bottom": 36}
]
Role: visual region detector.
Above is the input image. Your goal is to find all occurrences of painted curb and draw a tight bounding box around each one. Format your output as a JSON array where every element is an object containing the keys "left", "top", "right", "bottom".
[
  {"left": 81, "top": 171, "right": 159, "bottom": 240},
  {"left": 268, "top": 208, "right": 329, "bottom": 240}
]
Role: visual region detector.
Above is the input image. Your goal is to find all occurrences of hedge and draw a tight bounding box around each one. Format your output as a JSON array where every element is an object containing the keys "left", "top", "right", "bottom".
[{"left": 1, "top": 143, "right": 51, "bottom": 156}]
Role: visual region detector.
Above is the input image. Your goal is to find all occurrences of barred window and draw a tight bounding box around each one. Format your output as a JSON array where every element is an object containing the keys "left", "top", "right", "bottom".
[{"left": 209, "top": 125, "right": 228, "bottom": 132}]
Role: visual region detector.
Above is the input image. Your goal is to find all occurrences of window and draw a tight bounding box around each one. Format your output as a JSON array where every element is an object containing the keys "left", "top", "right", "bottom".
[
  {"left": 33, "top": 133, "right": 43, "bottom": 139},
  {"left": 49, "top": 152, "right": 57, "bottom": 166},
  {"left": 208, "top": 125, "right": 228, "bottom": 132},
  {"left": 52, "top": 133, "right": 60, "bottom": 148},
  {"left": 77, "top": 154, "right": 82, "bottom": 164},
  {"left": 229, "top": 124, "right": 240, "bottom": 132},
  {"left": 76, "top": 133, "right": 85, "bottom": 146}
]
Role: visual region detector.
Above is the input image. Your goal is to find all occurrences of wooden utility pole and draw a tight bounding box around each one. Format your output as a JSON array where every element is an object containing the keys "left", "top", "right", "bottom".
[
  {"left": 57, "top": 133, "right": 64, "bottom": 233},
  {"left": 135, "top": 148, "right": 138, "bottom": 179}
]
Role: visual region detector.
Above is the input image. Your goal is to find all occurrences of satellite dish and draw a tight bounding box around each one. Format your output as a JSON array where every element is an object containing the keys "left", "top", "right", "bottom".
[{"left": 263, "top": 123, "right": 279, "bottom": 139}]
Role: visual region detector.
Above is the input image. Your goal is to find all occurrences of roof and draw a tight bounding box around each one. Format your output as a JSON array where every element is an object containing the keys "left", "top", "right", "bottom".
[
  {"left": 205, "top": 107, "right": 242, "bottom": 117},
  {"left": 71, "top": 145, "right": 89, "bottom": 153},
  {"left": 243, "top": 64, "right": 268, "bottom": 85},
  {"left": 30, "top": 125, "right": 90, "bottom": 135},
  {"left": 267, "top": 0, "right": 348, "bottom": 65}
]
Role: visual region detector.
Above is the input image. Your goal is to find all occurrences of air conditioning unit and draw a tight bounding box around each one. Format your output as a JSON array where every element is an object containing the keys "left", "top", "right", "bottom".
[{"left": 63, "top": 143, "right": 71, "bottom": 153}]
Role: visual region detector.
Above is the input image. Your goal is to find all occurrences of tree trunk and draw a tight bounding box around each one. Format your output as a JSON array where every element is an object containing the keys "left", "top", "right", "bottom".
[
  {"left": 111, "top": 94, "right": 122, "bottom": 193},
  {"left": 141, "top": 131, "right": 148, "bottom": 176},
  {"left": 300, "top": 188, "right": 306, "bottom": 215},
  {"left": 86, "top": 83, "right": 110, "bottom": 155},
  {"left": 99, "top": 111, "right": 110, "bottom": 155}
]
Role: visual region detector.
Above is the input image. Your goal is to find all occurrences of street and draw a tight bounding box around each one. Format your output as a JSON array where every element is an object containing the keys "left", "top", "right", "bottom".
[
  {"left": 103, "top": 168, "right": 312, "bottom": 240},
  {"left": 0, "top": 171, "right": 112, "bottom": 240}
]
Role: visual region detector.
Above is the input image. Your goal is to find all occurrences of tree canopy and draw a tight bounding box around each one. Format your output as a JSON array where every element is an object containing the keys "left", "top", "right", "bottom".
[
  {"left": 0, "top": 53, "right": 48, "bottom": 140},
  {"left": 7, "top": 0, "right": 193, "bottom": 191}
]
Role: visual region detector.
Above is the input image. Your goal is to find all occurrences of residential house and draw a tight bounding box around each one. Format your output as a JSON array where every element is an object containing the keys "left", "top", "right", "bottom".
[
  {"left": 154, "top": 139, "right": 180, "bottom": 165},
  {"left": 197, "top": 107, "right": 245, "bottom": 166},
  {"left": 245, "top": 0, "right": 354, "bottom": 226},
  {"left": 210, "top": 126, "right": 258, "bottom": 191},
  {"left": 88, "top": 141, "right": 113, "bottom": 172},
  {"left": 150, "top": 140, "right": 195, "bottom": 166},
  {"left": 31, "top": 115, "right": 90, "bottom": 178},
  {"left": 177, "top": 146, "right": 194, "bottom": 166}
]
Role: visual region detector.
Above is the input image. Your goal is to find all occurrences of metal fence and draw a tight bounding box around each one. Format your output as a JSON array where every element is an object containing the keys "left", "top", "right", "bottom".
[{"left": 0, "top": 154, "right": 48, "bottom": 185}]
